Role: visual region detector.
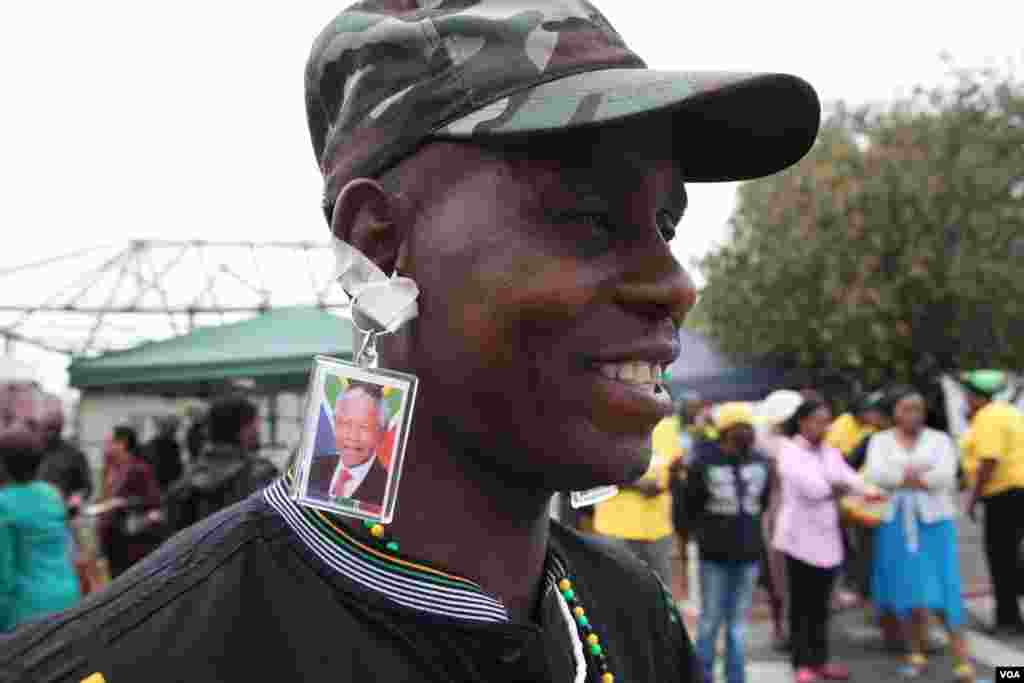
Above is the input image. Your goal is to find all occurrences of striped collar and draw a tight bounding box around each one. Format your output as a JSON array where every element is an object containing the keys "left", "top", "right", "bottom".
[{"left": 264, "top": 476, "right": 566, "bottom": 624}]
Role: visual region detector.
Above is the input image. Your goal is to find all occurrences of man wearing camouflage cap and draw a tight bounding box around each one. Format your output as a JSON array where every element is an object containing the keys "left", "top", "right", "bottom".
[{"left": 2, "top": 1, "right": 819, "bottom": 680}]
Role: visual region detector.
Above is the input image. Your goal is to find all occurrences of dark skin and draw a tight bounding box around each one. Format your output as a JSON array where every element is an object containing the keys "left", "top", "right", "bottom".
[
  {"left": 331, "top": 117, "right": 695, "bottom": 621},
  {"left": 892, "top": 394, "right": 930, "bottom": 490},
  {"left": 719, "top": 423, "right": 755, "bottom": 455},
  {"left": 801, "top": 406, "right": 854, "bottom": 498},
  {"left": 857, "top": 407, "right": 886, "bottom": 431}
]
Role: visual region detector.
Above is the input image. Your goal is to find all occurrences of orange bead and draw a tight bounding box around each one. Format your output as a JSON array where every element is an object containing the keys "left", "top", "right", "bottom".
[
  {"left": 370, "top": 524, "right": 385, "bottom": 538},
  {"left": 573, "top": 606, "right": 585, "bottom": 618},
  {"left": 558, "top": 578, "right": 572, "bottom": 592},
  {"left": 586, "top": 633, "right": 599, "bottom": 646},
  {"left": 601, "top": 673, "right": 615, "bottom": 683}
]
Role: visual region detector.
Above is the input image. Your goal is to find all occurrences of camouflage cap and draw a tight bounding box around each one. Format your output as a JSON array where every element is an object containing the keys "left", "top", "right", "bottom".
[{"left": 306, "top": 0, "right": 821, "bottom": 216}]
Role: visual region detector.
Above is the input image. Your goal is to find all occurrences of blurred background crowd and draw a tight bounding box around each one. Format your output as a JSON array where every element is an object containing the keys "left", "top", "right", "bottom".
[
  {"left": 555, "top": 373, "right": 1023, "bottom": 683},
  {"left": 0, "top": 370, "right": 278, "bottom": 632}
]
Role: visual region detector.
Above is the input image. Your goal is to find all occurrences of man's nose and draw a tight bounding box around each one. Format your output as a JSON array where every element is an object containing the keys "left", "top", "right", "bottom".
[{"left": 614, "top": 242, "right": 697, "bottom": 327}]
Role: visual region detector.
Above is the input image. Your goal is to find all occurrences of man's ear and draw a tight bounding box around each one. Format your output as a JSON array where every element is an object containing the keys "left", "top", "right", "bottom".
[{"left": 330, "top": 178, "right": 407, "bottom": 274}]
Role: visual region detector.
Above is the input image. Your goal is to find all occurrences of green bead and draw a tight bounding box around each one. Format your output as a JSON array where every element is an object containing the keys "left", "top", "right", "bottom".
[
  {"left": 385, "top": 541, "right": 400, "bottom": 552},
  {"left": 590, "top": 643, "right": 603, "bottom": 656},
  {"left": 576, "top": 615, "right": 589, "bottom": 627},
  {"left": 363, "top": 520, "right": 376, "bottom": 529},
  {"left": 562, "top": 588, "right": 575, "bottom": 601}
]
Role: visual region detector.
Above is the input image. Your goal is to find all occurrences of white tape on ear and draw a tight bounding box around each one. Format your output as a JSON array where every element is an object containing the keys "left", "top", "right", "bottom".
[
  {"left": 332, "top": 236, "right": 419, "bottom": 333},
  {"left": 352, "top": 278, "right": 419, "bottom": 333},
  {"left": 333, "top": 236, "right": 388, "bottom": 291}
]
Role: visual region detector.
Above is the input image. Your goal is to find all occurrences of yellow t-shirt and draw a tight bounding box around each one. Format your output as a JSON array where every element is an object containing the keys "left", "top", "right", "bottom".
[
  {"left": 593, "top": 416, "right": 682, "bottom": 541},
  {"left": 826, "top": 413, "right": 876, "bottom": 457},
  {"left": 960, "top": 401, "right": 1024, "bottom": 497}
]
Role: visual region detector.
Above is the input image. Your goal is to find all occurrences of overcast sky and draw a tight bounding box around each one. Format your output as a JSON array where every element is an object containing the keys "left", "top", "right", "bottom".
[{"left": 1, "top": 1, "right": 1021, "bottom": 392}]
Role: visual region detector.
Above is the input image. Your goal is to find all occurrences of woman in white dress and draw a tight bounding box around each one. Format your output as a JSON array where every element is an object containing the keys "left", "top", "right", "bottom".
[{"left": 861, "top": 387, "right": 973, "bottom": 681}]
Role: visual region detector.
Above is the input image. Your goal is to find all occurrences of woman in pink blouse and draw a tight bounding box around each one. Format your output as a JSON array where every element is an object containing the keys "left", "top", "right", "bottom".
[{"left": 773, "top": 399, "right": 884, "bottom": 683}]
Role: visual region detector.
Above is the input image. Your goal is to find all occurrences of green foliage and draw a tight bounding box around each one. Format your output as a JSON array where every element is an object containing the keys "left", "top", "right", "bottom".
[
  {"left": 683, "top": 293, "right": 712, "bottom": 335},
  {"left": 698, "top": 63, "right": 1024, "bottom": 387},
  {"left": 383, "top": 389, "right": 403, "bottom": 424},
  {"left": 325, "top": 374, "right": 346, "bottom": 410}
]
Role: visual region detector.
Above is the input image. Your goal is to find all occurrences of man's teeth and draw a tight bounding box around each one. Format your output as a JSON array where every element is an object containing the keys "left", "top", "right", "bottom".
[{"left": 598, "top": 361, "right": 665, "bottom": 384}]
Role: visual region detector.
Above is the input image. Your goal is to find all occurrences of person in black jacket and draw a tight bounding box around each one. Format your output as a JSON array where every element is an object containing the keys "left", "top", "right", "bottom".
[
  {"left": 164, "top": 396, "right": 278, "bottom": 533},
  {"left": 143, "top": 415, "right": 184, "bottom": 493},
  {"left": 685, "top": 402, "right": 773, "bottom": 683},
  {"left": 0, "top": 2, "right": 820, "bottom": 680},
  {"left": 36, "top": 393, "right": 92, "bottom": 508}
]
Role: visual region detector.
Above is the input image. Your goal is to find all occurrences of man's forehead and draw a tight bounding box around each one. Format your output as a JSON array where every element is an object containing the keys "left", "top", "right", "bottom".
[{"left": 337, "top": 390, "right": 379, "bottom": 412}]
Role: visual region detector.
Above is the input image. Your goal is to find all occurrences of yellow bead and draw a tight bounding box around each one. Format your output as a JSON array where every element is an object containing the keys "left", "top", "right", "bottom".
[
  {"left": 370, "top": 524, "right": 385, "bottom": 538},
  {"left": 558, "top": 578, "right": 572, "bottom": 592},
  {"left": 601, "top": 673, "right": 615, "bottom": 683},
  {"left": 586, "top": 633, "right": 599, "bottom": 646},
  {"left": 573, "top": 606, "right": 585, "bottom": 618}
]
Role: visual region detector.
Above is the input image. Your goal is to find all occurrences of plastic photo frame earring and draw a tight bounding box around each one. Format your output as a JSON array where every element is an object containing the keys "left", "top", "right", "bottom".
[{"left": 289, "top": 345, "right": 418, "bottom": 525}]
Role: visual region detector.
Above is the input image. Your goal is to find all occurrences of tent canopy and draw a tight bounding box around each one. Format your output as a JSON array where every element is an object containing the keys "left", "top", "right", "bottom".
[
  {"left": 68, "top": 306, "right": 354, "bottom": 394},
  {"left": 666, "top": 329, "right": 805, "bottom": 403}
]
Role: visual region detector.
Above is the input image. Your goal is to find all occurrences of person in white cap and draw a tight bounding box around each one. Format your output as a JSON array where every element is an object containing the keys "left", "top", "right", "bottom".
[{"left": 754, "top": 390, "right": 804, "bottom": 651}]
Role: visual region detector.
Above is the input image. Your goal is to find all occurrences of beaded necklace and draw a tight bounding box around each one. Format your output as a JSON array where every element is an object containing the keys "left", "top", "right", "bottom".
[{"left": 359, "top": 519, "right": 617, "bottom": 683}]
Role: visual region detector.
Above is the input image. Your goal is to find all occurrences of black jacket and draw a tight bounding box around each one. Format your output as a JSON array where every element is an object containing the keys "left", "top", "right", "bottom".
[
  {"left": 307, "top": 452, "right": 389, "bottom": 509},
  {"left": 682, "top": 441, "right": 772, "bottom": 564},
  {"left": 143, "top": 435, "right": 184, "bottom": 491},
  {"left": 164, "top": 443, "right": 277, "bottom": 532},
  {"left": 1, "top": 490, "right": 700, "bottom": 683},
  {"left": 37, "top": 437, "right": 93, "bottom": 501}
]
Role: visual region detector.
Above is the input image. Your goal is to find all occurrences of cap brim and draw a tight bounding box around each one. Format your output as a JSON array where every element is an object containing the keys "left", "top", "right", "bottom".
[{"left": 435, "top": 68, "right": 820, "bottom": 182}]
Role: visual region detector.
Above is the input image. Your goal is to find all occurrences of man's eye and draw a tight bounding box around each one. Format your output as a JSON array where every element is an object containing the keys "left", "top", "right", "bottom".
[{"left": 657, "top": 209, "right": 678, "bottom": 242}]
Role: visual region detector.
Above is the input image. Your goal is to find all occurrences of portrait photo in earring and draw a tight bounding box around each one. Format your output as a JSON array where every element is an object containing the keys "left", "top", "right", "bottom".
[{"left": 290, "top": 355, "right": 417, "bottom": 524}]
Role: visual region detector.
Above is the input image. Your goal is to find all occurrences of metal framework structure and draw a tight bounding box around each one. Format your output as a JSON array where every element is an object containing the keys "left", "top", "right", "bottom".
[{"left": 0, "top": 240, "right": 348, "bottom": 357}]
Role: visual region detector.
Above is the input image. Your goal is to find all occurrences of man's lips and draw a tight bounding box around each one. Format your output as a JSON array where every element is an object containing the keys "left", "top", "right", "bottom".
[
  {"left": 586, "top": 339, "right": 681, "bottom": 368},
  {"left": 585, "top": 339, "right": 680, "bottom": 384},
  {"left": 582, "top": 340, "right": 679, "bottom": 426}
]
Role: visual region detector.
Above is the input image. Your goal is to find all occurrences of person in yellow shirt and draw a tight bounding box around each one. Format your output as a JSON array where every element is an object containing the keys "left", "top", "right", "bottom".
[
  {"left": 959, "top": 370, "right": 1024, "bottom": 635},
  {"left": 825, "top": 391, "right": 887, "bottom": 458},
  {"left": 593, "top": 415, "right": 682, "bottom": 587}
]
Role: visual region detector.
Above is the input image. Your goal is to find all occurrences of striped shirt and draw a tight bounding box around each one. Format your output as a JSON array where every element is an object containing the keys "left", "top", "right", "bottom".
[{"left": 264, "top": 475, "right": 566, "bottom": 624}]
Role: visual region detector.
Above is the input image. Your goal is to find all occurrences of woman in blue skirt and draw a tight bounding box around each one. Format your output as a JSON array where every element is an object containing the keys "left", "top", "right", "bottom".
[{"left": 862, "top": 387, "right": 973, "bottom": 681}]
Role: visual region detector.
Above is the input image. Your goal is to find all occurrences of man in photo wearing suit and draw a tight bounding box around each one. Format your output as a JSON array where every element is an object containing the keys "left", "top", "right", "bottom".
[{"left": 309, "top": 384, "right": 390, "bottom": 508}]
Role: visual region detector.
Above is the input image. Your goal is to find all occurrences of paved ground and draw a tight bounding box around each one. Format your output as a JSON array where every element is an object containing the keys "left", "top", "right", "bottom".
[{"left": 670, "top": 499, "right": 1024, "bottom": 682}]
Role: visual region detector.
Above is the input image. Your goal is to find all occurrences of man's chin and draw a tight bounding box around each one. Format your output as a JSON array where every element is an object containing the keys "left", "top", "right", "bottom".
[
  {"left": 545, "top": 440, "right": 653, "bottom": 491},
  {"left": 338, "top": 450, "right": 369, "bottom": 466}
]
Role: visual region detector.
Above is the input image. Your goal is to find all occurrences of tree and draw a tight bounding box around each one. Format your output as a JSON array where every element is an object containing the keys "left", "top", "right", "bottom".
[{"left": 698, "top": 63, "right": 1024, "bottom": 390}]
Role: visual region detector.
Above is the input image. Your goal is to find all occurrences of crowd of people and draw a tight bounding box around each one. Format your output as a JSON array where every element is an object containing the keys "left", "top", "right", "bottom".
[
  {"left": 3, "top": 364, "right": 1022, "bottom": 683},
  {"left": 0, "top": 380, "right": 278, "bottom": 631},
  {"left": 574, "top": 372, "right": 1023, "bottom": 683}
]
